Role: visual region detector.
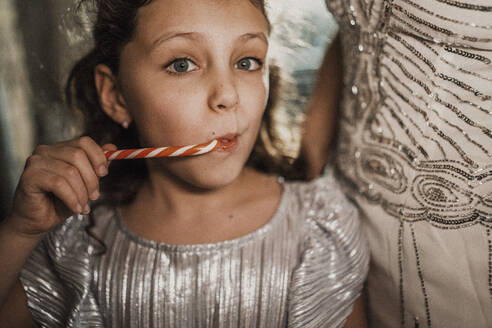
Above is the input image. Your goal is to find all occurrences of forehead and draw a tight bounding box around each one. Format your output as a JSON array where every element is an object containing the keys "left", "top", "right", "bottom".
[{"left": 134, "top": 0, "right": 269, "bottom": 43}]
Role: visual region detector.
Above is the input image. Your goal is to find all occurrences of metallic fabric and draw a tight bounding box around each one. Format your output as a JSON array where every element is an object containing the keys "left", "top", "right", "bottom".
[
  {"left": 325, "top": 0, "right": 492, "bottom": 326},
  {"left": 20, "top": 176, "right": 369, "bottom": 327}
]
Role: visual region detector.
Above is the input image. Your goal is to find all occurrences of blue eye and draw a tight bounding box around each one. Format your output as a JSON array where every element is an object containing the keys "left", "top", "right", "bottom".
[
  {"left": 166, "top": 58, "right": 198, "bottom": 74},
  {"left": 236, "top": 57, "right": 263, "bottom": 71}
]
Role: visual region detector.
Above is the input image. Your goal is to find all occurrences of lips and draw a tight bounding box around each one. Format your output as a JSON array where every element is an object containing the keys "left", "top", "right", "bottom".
[{"left": 217, "top": 133, "right": 239, "bottom": 152}]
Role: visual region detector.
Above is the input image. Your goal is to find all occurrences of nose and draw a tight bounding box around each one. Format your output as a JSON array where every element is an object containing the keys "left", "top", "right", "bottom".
[{"left": 207, "top": 70, "right": 239, "bottom": 112}]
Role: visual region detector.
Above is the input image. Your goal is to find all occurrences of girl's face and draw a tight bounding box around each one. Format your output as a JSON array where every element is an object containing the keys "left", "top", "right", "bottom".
[{"left": 115, "top": 0, "right": 270, "bottom": 189}]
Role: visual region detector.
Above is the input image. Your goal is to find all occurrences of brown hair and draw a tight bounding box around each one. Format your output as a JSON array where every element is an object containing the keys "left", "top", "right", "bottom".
[{"left": 66, "top": 0, "right": 303, "bottom": 207}]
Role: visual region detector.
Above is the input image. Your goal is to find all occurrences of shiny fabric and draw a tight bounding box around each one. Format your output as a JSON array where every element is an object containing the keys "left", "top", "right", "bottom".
[
  {"left": 324, "top": 0, "right": 492, "bottom": 327},
  {"left": 20, "top": 176, "right": 369, "bottom": 327}
]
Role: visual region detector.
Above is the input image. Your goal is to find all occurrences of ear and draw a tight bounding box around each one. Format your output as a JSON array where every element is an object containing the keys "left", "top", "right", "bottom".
[{"left": 94, "top": 64, "right": 132, "bottom": 127}]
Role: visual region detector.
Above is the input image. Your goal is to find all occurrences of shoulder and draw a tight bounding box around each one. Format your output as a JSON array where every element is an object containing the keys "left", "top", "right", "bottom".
[
  {"left": 40, "top": 205, "right": 114, "bottom": 258},
  {"left": 285, "top": 175, "right": 358, "bottom": 225},
  {"left": 286, "top": 176, "right": 369, "bottom": 326},
  {"left": 283, "top": 175, "right": 367, "bottom": 260},
  {"left": 42, "top": 214, "right": 91, "bottom": 259},
  {"left": 21, "top": 205, "right": 115, "bottom": 284},
  {"left": 20, "top": 207, "right": 114, "bottom": 327},
  {"left": 285, "top": 174, "right": 369, "bottom": 280}
]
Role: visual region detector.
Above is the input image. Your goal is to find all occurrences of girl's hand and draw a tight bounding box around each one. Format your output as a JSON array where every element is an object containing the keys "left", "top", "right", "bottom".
[{"left": 6, "top": 137, "right": 116, "bottom": 238}]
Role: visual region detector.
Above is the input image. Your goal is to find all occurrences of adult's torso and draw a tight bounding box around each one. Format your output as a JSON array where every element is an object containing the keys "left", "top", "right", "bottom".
[{"left": 325, "top": 0, "right": 492, "bottom": 326}]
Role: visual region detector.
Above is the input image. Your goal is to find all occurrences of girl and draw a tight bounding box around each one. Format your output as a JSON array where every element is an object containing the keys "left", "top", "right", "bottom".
[{"left": 0, "top": 0, "right": 368, "bottom": 327}]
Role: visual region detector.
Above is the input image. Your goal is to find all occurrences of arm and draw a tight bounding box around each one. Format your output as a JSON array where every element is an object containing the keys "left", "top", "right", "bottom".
[
  {"left": 343, "top": 296, "right": 367, "bottom": 328},
  {"left": 0, "top": 137, "right": 114, "bottom": 326},
  {"left": 0, "top": 221, "right": 40, "bottom": 328},
  {"left": 300, "top": 34, "right": 343, "bottom": 179}
]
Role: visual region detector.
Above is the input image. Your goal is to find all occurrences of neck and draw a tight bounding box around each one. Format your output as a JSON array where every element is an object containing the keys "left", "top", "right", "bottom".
[
  {"left": 119, "top": 163, "right": 281, "bottom": 245},
  {"left": 125, "top": 165, "right": 256, "bottom": 223}
]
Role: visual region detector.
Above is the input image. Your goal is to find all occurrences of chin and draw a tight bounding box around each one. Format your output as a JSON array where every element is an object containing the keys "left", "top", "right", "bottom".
[
  {"left": 190, "top": 168, "right": 242, "bottom": 190},
  {"left": 170, "top": 162, "right": 243, "bottom": 191}
]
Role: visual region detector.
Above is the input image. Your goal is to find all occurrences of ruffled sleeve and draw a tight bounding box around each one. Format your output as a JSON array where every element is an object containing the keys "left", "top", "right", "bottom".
[
  {"left": 19, "top": 214, "right": 104, "bottom": 328},
  {"left": 287, "top": 176, "right": 369, "bottom": 328}
]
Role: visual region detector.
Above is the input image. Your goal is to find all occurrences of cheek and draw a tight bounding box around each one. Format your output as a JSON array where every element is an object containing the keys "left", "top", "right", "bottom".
[
  {"left": 242, "top": 76, "right": 269, "bottom": 122},
  {"left": 124, "top": 83, "right": 207, "bottom": 145}
]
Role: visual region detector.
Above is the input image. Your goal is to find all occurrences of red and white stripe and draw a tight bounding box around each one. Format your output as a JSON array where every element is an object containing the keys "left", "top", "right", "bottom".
[{"left": 104, "top": 139, "right": 219, "bottom": 160}]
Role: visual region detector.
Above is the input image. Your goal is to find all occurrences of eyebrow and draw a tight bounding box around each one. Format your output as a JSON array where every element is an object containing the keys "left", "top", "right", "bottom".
[
  {"left": 150, "top": 31, "right": 268, "bottom": 52},
  {"left": 150, "top": 32, "right": 204, "bottom": 52},
  {"left": 238, "top": 32, "right": 269, "bottom": 46}
]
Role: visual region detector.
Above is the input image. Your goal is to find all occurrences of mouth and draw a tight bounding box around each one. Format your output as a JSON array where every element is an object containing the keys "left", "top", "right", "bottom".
[{"left": 217, "top": 133, "right": 239, "bottom": 152}]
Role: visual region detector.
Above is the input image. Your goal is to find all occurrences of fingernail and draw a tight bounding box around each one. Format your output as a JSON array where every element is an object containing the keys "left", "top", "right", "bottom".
[
  {"left": 98, "top": 165, "right": 108, "bottom": 177},
  {"left": 83, "top": 204, "right": 91, "bottom": 214},
  {"left": 90, "top": 190, "right": 100, "bottom": 201},
  {"left": 76, "top": 204, "right": 83, "bottom": 214}
]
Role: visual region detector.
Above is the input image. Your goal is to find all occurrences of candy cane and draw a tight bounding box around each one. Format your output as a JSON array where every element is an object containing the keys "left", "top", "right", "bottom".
[{"left": 104, "top": 139, "right": 220, "bottom": 160}]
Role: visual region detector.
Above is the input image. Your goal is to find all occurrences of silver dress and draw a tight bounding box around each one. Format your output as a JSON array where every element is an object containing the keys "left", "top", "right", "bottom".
[
  {"left": 325, "top": 0, "right": 492, "bottom": 327},
  {"left": 20, "top": 176, "right": 369, "bottom": 328}
]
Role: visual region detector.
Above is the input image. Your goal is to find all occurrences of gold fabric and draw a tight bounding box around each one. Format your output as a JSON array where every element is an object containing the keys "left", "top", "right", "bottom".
[{"left": 325, "top": 0, "right": 492, "bottom": 326}]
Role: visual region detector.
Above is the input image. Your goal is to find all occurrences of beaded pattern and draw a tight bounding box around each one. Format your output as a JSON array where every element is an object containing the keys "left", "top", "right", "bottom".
[
  {"left": 398, "top": 221, "right": 405, "bottom": 326},
  {"left": 410, "top": 224, "right": 431, "bottom": 327},
  {"left": 326, "top": 0, "right": 491, "bottom": 326},
  {"left": 488, "top": 227, "right": 492, "bottom": 301},
  {"left": 328, "top": 0, "right": 491, "bottom": 228}
]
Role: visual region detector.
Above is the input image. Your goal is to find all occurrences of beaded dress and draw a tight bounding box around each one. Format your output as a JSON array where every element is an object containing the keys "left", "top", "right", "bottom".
[
  {"left": 20, "top": 176, "right": 368, "bottom": 328},
  {"left": 325, "top": 0, "right": 492, "bottom": 327}
]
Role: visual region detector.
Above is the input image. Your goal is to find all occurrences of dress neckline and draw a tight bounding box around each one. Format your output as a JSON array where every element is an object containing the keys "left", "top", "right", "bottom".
[{"left": 113, "top": 179, "right": 289, "bottom": 253}]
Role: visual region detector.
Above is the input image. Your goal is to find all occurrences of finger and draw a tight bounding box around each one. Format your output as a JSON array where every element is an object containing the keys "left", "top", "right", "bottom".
[
  {"left": 102, "top": 143, "right": 117, "bottom": 152},
  {"left": 26, "top": 155, "right": 90, "bottom": 212},
  {"left": 70, "top": 136, "right": 109, "bottom": 177},
  {"left": 29, "top": 168, "right": 83, "bottom": 215},
  {"left": 36, "top": 145, "right": 101, "bottom": 202}
]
